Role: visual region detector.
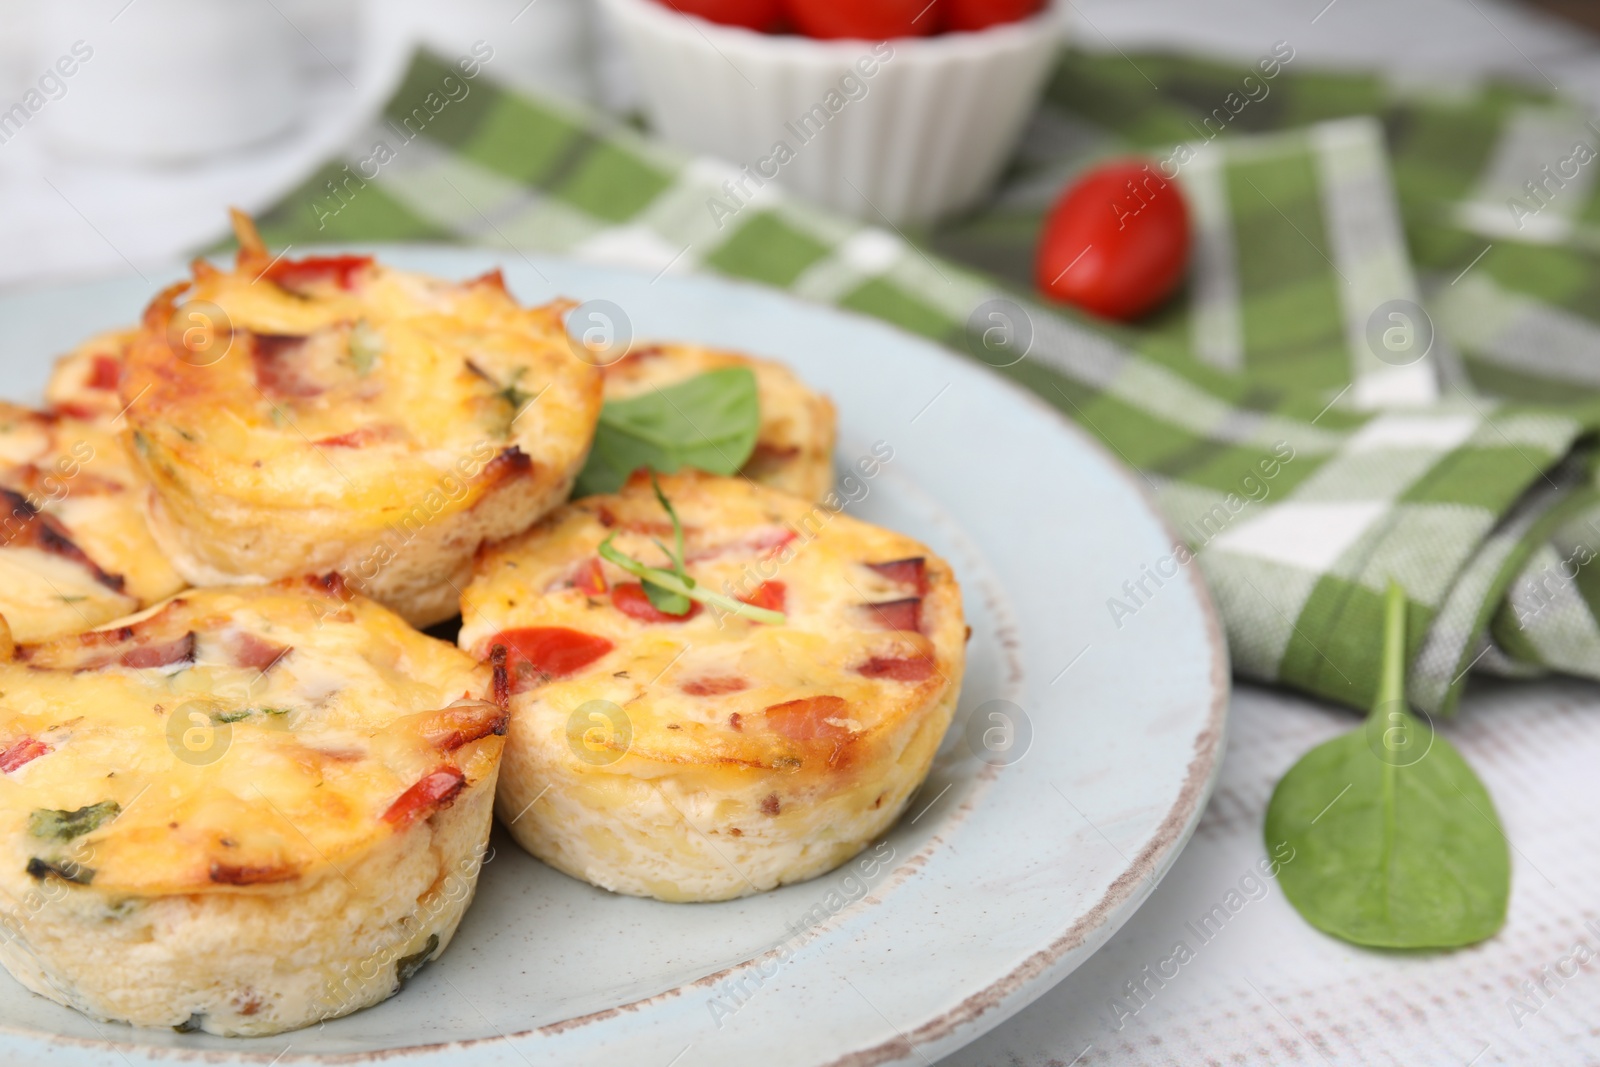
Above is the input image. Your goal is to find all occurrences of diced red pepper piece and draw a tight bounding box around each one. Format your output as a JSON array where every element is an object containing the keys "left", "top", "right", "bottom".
[
  {"left": 0, "top": 738, "right": 50, "bottom": 773},
  {"left": 266, "top": 254, "right": 373, "bottom": 294},
  {"left": 863, "top": 597, "right": 921, "bottom": 633},
  {"left": 87, "top": 354, "right": 122, "bottom": 391},
  {"left": 739, "top": 581, "right": 786, "bottom": 614},
  {"left": 868, "top": 557, "right": 927, "bottom": 595},
  {"left": 382, "top": 767, "right": 466, "bottom": 828},
  {"left": 491, "top": 627, "right": 614, "bottom": 682},
  {"left": 612, "top": 582, "right": 703, "bottom": 623},
  {"left": 855, "top": 654, "right": 936, "bottom": 683}
]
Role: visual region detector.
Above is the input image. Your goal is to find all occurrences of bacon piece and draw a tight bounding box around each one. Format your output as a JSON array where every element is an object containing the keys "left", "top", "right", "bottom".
[
  {"left": 686, "top": 527, "right": 797, "bottom": 563},
  {"left": 0, "top": 488, "right": 125, "bottom": 592},
  {"left": 87, "top": 354, "right": 122, "bottom": 391},
  {"left": 571, "top": 557, "right": 608, "bottom": 596},
  {"left": 491, "top": 627, "right": 614, "bottom": 692},
  {"left": 230, "top": 633, "right": 290, "bottom": 673},
  {"left": 0, "top": 738, "right": 50, "bottom": 773},
  {"left": 302, "top": 572, "right": 355, "bottom": 602},
  {"left": 612, "top": 582, "right": 702, "bottom": 623},
  {"left": 868, "top": 557, "right": 927, "bottom": 595},
  {"left": 209, "top": 861, "right": 298, "bottom": 886},
  {"left": 761, "top": 793, "right": 780, "bottom": 815},
  {"left": 729, "top": 712, "right": 743, "bottom": 731},
  {"left": 251, "top": 333, "right": 323, "bottom": 399},
  {"left": 740, "top": 581, "right": 786, "bottom": 614},
  {"left": 764, "top": 695, "right": 852, "bottom": 743},
  {"left": 117, "top": 632, "right": 196, "bottom": 670},
  {"left": 863, "top": 597, "right": 921, "bottom": 633},
  {"left": 382, "top": 767, "right": 466, "bottom": 828},
  {"left": 490, "top": 645, "right": 510, "bottom": 710},
  {"left": 681, "top": 676, "right": 750, "bottom": 697},
  {"left": 478, "top": 446, "right": 534, "bottom": 487},
  {"left": 420, "top": 700, "right": 508, "bottom": 752},
  {"left": 266, "top": 254, "right": 373, "bottom": 295},
  {"left": 855, "top": 653, "right": 936, "bottom": 683}
]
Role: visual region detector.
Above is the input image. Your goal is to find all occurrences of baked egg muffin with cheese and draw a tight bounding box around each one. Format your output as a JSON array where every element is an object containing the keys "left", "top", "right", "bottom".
[
  {"left": 0, "top": 402, "right": 184, "bottom": 641},
  {"left": 119, "top": 212, "right": 603, "bottom": 626},
  {"left": 459, "top": 471, "right": 964, "bottom": 902},
  {"left": 44, "top": 329, "right": 134, "bottom": 421},
  {"left": 0, "top": 577, "right": 506, "bottom": 1036},
  {"left": 603, "top": 343, "right": 836, "bottom": 501}
]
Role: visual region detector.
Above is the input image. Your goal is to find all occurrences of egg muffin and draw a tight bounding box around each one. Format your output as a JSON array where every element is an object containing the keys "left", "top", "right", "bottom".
[
  {"left": 603, "top": 343, "right": 836, "bottom": 501},
  {"left": 119, "top": 212, "right": 603, "bottom": 626},
  {"left": 44, "top": 329, "right": 135, "bottom": 422},
  {"left": 0, "top": 577, "right": 506, "bottom": 1036},
  {"left": 0, "top": 402, "right": 184, "bottom": 642},
  {"left": 458, "top": 471, "right": 964, "bottom": 902}
]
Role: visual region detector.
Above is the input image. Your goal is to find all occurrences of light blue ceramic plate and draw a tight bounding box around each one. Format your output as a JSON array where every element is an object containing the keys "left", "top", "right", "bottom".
[{"left": 0, "top": 249, "right": 1226, "bottom": 1066}]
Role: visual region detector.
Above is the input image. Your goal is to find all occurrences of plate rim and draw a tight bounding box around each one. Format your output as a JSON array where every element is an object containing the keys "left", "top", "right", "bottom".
[{"left": 0, "top": 245, "right": 1230, "bottom": 1066}]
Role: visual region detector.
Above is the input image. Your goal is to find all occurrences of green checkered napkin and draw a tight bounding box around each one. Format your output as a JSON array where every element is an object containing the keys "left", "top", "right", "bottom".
[{"left": 251, "top": 49, "right": 1600, "bottom": 716}]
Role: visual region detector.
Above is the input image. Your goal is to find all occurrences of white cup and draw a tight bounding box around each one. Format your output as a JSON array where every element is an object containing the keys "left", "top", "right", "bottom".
[{"left": 36, "top": 0, "right": 304, "bottom": 162}]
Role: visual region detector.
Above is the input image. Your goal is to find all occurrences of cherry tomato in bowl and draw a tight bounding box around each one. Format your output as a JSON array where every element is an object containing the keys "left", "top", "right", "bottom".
[
  {"left": 655, "top": 0, "right": 784, "bottom": 31},
  {"left": 944, "top": 0, "right": 1044, "bottom": 32},
  {"left": 783, "top": 0, "right": 943, "bottom": 39},
  {"left": 1035, "top": 159, "right": 1191, "bottom": 322}
]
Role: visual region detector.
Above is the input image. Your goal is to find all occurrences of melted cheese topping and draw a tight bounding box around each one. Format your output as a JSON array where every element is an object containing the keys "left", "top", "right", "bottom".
[
  {"left": 0, "top": 579, "right": 499, "bottom": 896},
  {"left": 122, "top": 262, "right": 602, "bottom": 519},
  {"left": 459, "top": 471, "right": 963, "bottom": 790},
  {"left": 604, "top": 344, "right": 836, "bottom": 501},
  {"left": 0, "top": 402, "right": 184, "bottom": 641}
]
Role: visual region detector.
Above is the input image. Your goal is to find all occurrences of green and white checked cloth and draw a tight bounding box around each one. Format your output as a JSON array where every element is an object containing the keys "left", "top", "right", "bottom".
[{"left": 248, "top": 48, "right": 1600, "bottom": 717}]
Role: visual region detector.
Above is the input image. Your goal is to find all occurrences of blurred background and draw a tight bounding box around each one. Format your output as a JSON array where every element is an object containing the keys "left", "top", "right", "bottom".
[{"left": 0, "top": 0, "right": 1596, "bottom": 290}]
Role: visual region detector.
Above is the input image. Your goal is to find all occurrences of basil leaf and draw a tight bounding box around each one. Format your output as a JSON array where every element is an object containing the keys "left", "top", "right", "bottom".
[
  {"left": 1265, "top": 583, "right": 1510, "bottom": 948},
  {"left": 575, "top": 368, "right": 759, "bottom": 497},
  {"left": 29, "top": 800, "right": 121, "bottom": 841}
]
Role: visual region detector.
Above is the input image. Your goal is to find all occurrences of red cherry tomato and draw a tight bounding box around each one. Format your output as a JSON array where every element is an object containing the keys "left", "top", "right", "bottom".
[
  {"left": 655, "top": 0, "right": 784, "bottom": 30},
  {"left": 612, "top": 582, "right": 704, "bottom": 623},
  {"left": 783, "top": 0, "right": 942, "bottom": 39},
  {"left": 1035, "top": 159, "right": 1191, "bottom": 321},
  {"left": 943, "top": 0, "right": 1043, "bottom": 31}
]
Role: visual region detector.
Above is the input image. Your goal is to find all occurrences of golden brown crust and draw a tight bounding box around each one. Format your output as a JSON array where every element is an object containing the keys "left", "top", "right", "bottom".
[
  {"left": 0, "top": 401, "right": 185, "bottom": 641},
  {"left": 0, "top": 579, "right": 497, "bottom": 896},
  {"left": 458, "top": 471, "right": 964, "bottom": 900},
  {"left": 118, "top": 229, "right": 603, "bottom": 625}
]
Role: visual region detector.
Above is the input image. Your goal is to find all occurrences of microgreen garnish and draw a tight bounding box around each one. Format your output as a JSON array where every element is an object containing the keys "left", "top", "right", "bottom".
[
  {"left": 348, "top": 319, "right": 383, "bottom": 375},
  {"left": 494, "top": 367, "right": 536, "bottom": 414},
  {"left": 597, "top": 474, "right": 785, "bottom": 625}
]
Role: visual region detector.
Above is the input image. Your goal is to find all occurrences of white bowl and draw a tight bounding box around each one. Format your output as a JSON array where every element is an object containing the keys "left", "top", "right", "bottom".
[{"left": 598, "top": 0, "right": 1064, "bottom": 225}]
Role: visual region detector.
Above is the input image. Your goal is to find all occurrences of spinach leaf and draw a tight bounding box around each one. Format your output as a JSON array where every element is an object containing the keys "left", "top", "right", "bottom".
[
  {"left": 1265, "top": 582, "right": 1510, "bottom": 948},
  {"left": 574, "top": 368, "right": 759, "bottom": 497},
  {"left": 29, "top": 800, "right": 121, "bottom": 841}
]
